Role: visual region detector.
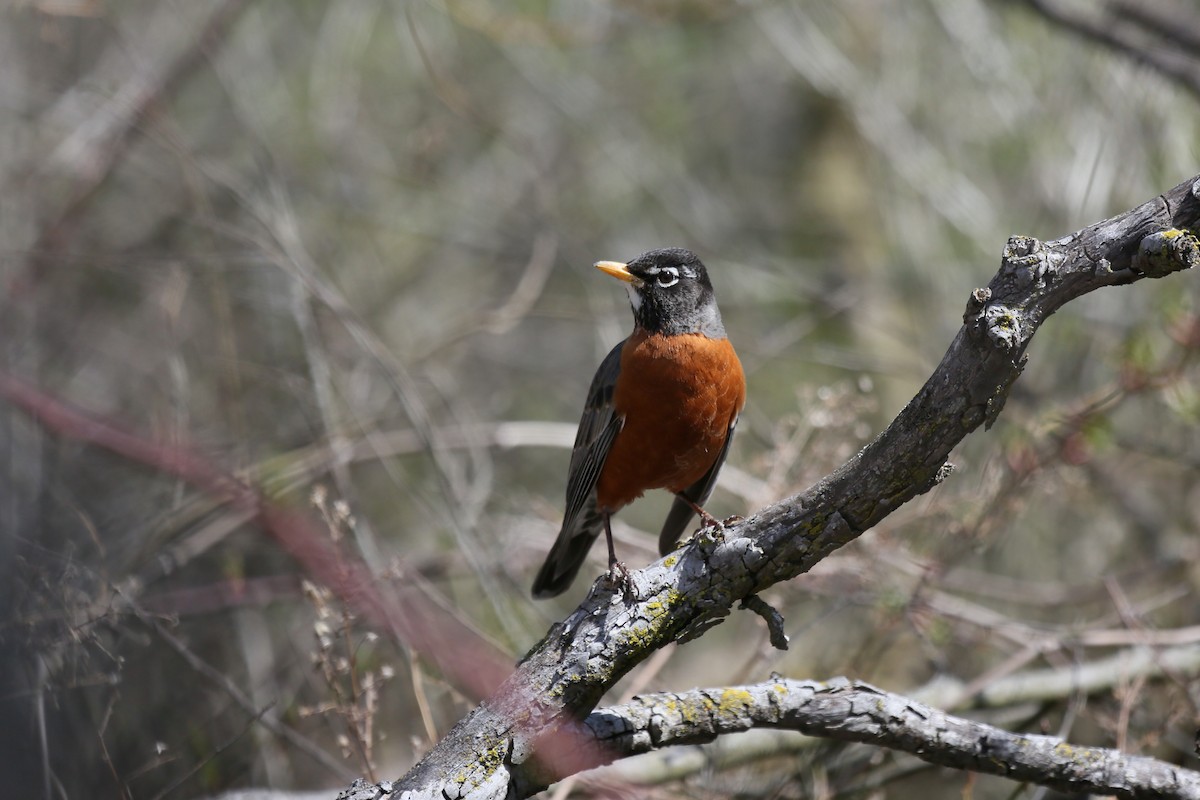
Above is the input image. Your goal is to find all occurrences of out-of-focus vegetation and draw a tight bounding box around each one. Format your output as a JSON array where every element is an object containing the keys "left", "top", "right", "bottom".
[{"left": 2, "top": 1, "right": 1199, "bottom": 798}]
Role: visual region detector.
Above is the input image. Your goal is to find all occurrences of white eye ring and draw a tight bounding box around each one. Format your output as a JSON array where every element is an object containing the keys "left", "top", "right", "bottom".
[{"left": 656, "top": 267, "right": 679, "bottom": 288}]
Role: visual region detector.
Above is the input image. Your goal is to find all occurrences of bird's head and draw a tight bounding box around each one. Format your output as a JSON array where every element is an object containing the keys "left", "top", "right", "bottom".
[{"left": 594, "top": 248, "right": 726, "bottom": 338}]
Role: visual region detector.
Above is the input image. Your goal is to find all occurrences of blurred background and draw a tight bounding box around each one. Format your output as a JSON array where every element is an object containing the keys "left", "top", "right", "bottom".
[{"left": 2, "top": 0, "right": 1200, "bottom": 798}]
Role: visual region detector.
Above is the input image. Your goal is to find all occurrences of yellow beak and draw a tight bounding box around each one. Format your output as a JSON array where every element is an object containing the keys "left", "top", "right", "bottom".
[{"left": 594, "top": 260, "right": 642, "bottom": 286}]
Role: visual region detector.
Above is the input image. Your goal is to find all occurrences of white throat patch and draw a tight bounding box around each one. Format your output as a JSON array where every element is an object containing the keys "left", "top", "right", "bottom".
[{"left": 626, "top": 284, "right": 643, "bottom": 313}]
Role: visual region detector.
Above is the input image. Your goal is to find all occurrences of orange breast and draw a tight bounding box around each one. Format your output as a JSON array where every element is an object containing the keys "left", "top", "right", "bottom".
[{"left": 595, "top": 330, "right": 746, "bottom": 511}]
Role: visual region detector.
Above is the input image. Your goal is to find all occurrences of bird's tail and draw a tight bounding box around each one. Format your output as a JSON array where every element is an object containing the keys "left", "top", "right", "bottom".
[
  {"left": 531, "top": 507, "right": 605, "bottom": 599},
  {"left": 658, "top": 494, "right": 698, "bottom": 556}
]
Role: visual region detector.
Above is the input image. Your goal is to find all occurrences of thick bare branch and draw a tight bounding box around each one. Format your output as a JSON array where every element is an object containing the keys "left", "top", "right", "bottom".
[
  {"left": 376, "top": 176, "right": 1200, "bottom": 799},
  {"left": 585, "top": 644, "right": 1200, "bottom": 789},
  {"left": 583, "top": 678, "right": 1200, "bottom": 799}
]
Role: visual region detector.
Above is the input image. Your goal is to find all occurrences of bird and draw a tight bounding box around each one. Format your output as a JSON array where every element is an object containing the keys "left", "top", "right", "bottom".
[{"left": 531, "top": 248, "right": 746, "bottom": 599}]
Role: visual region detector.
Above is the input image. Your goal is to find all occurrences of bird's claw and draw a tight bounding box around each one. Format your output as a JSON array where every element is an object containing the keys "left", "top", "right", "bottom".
[
  {"left": 605, "top": 560, "right": 635, "bottom": 596},
  {"left": 691, "top": 516, "right": 726, "bottom": 549}
]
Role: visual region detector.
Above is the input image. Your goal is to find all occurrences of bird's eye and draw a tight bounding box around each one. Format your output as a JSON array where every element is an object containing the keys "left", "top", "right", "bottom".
[{"left": 656, "top": 267, "right": 679, "bottom": 288}]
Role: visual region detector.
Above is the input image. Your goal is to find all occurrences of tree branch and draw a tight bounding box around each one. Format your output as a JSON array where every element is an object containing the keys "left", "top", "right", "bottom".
[
  {"left": 580, "top": 678, "right": 1200, "bottom": 799},
  {"left": 1017, "top": 0, "right": 1200, "bottom": 101},
  {"left": 584, "top": 643, "right": 1200, "bottom": 789},
  {"left": 0, "top": 374, "right": 516, "bottom": 703},
  {"left": 368, "top": 177, "right": 1200, "bottom": 798}
]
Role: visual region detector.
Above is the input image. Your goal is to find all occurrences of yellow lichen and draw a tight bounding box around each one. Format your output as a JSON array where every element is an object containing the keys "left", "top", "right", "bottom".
[
  {"left": 718, "top": 688, "right": 754, "bottom": 716},
  {"left": 1053, "top": 742, "right": 1102, "bottom": 763},
  {"left": 617, "top": 590, "right": 685, "bottom": 651}
]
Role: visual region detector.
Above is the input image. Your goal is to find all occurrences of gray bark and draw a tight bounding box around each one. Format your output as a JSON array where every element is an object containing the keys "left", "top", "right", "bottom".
[
  {"left": 585, "top": 678, "right": 1200, "bottom": 799},
  {"left": 351, "top": 176, "right": 1200, "bottom": 799}
]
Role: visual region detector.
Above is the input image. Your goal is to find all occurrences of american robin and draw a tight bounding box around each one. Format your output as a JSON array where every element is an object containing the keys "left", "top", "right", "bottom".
[{"left": 531, "top": 248, "right": 746, "bottom": 598}]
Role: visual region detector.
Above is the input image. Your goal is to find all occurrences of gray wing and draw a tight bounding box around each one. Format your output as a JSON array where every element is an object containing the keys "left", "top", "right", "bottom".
[
  {"left": 657, "top": 414, "right": 739, "bottom": 556},
  {"left": 531, "top": 340, "right": 625, "bottom": 598}
]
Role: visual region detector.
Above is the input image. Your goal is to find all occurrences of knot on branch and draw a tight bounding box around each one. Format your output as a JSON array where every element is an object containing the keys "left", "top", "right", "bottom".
[
  {"left": 963, "top": 286, "right": 992, "bottom": 322},
  {"left": 999, "top": 235, "right": 1055, "bottom": 291},
  {"left": 981, "top": 304, "right": 1023, "bottom": 352},
  {"left": 918, "top": 461, "right": 956, "bottom": 495},
  {"left": 1132, "top": 229, "right": 1199, "bottom": 278}
]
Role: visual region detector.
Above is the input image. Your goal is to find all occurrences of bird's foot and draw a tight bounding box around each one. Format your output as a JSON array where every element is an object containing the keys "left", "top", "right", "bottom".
[
  {"left": 721, "top": 514, "right": 744, "bottom": 527},
  {"left": 604, "top": 560, "right": 635, "bottom": 597},
  {"left": 695, "top": 507, "right": 724, "bottom": 531},
  {"left": 679, "top": 501, "right": 733, "bottom": 549}
]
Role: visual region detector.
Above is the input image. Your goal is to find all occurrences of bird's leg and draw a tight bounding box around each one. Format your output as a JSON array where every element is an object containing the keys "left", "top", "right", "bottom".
[
  {"left": 603, "top": 513, "right": 633, "bottom": 595},
  {"left": 677, "top": 494, "right": 730, "bottom": 550},
  {"left": 678, "top": 495, "right": 723, "bottom": 531}
]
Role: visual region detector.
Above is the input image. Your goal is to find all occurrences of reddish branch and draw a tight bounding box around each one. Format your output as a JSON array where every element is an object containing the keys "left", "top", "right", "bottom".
[{"left": 0, "top": 372, "right": 513, "bottom": 702}]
